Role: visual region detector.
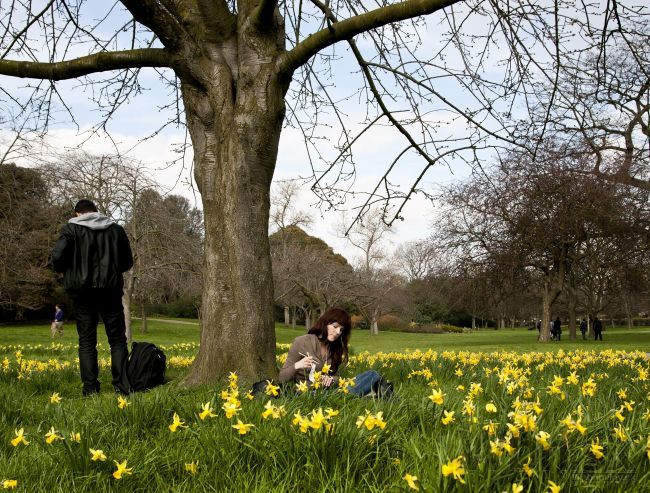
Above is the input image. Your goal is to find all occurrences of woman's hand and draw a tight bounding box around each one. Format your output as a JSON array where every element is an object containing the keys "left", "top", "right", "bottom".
[{"left": 294, "top": 353, "right": 316, "bottom": 370}]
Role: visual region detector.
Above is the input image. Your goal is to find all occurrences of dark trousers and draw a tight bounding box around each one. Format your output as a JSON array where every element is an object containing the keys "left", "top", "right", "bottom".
[
  {"left": 71, "top": 288, "right": 128, "bottom": 395},
  {"left": 594, "top": 330, "right": 602, "bottom": 341}
]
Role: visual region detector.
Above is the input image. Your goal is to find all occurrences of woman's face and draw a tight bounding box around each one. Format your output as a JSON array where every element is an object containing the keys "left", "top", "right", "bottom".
[{"left": 326, "top": 322, "right": 344, "bottom": 342}]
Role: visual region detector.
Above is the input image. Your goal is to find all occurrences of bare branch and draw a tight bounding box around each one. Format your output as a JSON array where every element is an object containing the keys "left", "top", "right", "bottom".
[{"left": 0, "top": 49, "right": 174, "bottom": 80}]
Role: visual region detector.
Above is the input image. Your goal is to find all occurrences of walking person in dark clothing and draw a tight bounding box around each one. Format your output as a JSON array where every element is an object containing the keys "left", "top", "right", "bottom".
[
  {"left": 579, "top": 318, "right": 587, "bottom": 340},
  {"left": 553, "top": 317, "right": 562, "bottom": 341},
  {"left": 593, "top": 317, "right": 603, "bottom": 341},
  {"left": 52, "top": 199, "right": 133, "bottom": 396}
]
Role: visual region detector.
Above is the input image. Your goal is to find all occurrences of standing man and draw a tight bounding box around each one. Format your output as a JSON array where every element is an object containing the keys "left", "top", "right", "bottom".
[
  {"left": 553, "top": 316, "right": 562, "bottom": 341},
  {"left": 593, "top": 317, "right": 603, "bottom": 341},
  {"left": 52, "top": 199, "right": 133, "bottom": 396},
  {"left": 579, "top": 318, "right": 587, "bottom": 340},
  {"left": 51, "top": 304, "right": 64, "bottom": 338}
]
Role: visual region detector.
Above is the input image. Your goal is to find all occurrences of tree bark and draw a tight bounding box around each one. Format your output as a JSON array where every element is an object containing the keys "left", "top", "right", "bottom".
[
  {"left": 140, "top": 303, "right": 148, "bottom": 334},
  {"left": 284, "top": 305, "right": 290, "bottom": 326},
  {"left": 181, "top": 21, "right": 288, "bottom": 386}
]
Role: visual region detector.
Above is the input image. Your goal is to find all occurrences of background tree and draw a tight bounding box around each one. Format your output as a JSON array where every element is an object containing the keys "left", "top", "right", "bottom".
[
  {"left": 1, "top": 1, "right": 647, "bottom": 383},
  {"left": 440, "top": 144, "right": 644, "bottom": 341},
  {"left": 0, "top": 164, "right": 61, "bottom": 318}
]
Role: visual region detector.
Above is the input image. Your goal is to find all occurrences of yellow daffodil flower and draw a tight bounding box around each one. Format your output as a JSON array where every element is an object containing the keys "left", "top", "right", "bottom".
[
  {"left": 222, "top": 401, "right": 241, "bottom": 419},
  {"left": 198, "top": 402, "right": 216, "bottom": 420},
  {"left": 427, "top": 388, "right": 445, "bottom": 405},
  {"left": 10, "top": 428, "right": 29, "bottom": 447},
  {"left": 113, "top": 459, "right": 133, "bottom": 480},
  {"left": 441, "top": 410, "right": 455, "bottom": 425},
  {"left": 49, "top": 392, "right": 62, "bottom": 404},
  {"left": 535, "top": 431, "right": 551, "bottom": 450},
  {"left": 90, "top": 448, "right": 107, "bottom": 461},
  {"left": 509, "top": 483, "right": 524, "bottom": 493},
  {"left": 548, "top": 480, "right": 561, "bottom": 493},
  {"left": 264, "top": 380, "right": 280, "bottom": 397},
  {"left": 117, "top": 396, "right": 130, "bottom": 409},
  {"left": 44, "top": 427, "right": 63, "bottom": 444},
  {"left": 403, "top": 473, "right": 419, "bottom": 491},
  {"left": 590, "top": 438, "right": 604, "bottom": 459},
  {"left": 441, "top": 456, "right": 466, "bottom": 484},
  {"left": 296, "top": 381, "right": 308, "bottom": 393},
  {"left": 485, "top": 402, "right": 497, "bottom": 413},
  {"left": 168, "top": 413, "right": 188, "bottom": 432},
  {"left": 613, "top": 424, "right": 628, "bottom": 442},
  {"left": 69, "top": 432, "right": 81, "bottom": 443},
  {"left": 232, "top": 419, "right": 254, "bottom": 435},
  {"left": 522, "top": 457, "right": 534, "bottom": 477},
  {"left": 1, "top": 479, "right": 17, "bottom": 489},
  {"left": 185, "top": 461, "right": 199, "bottom": 475}
]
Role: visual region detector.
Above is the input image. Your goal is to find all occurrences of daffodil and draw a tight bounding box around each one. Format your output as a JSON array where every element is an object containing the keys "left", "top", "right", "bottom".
[
  {"left": 264, "top": 380, "right": 280, "bottom": 397},
  {"left": 522, "top": 457, "right": 534, "bottom": 477},
  {"left": 44, "top": 426, "right": 63, "bottom": 444},
  {"left": 69, "top": 432, "right": 81, "bottom": 443},
  {"left": 321, "top": 362, "right": 331, "bottom": 374},
  {"left": 441, "top": 410, "right": 455, "bottom": 425},
  {"left": 427, "top": 388, "right": 445, "bottom": 405},
  {"left": 590, "top": 438, "right": 604, "bottom": 459},
  {"left": 441, "top": 456, "right": 466, "bottom": 484},
  {"left": 113, "top": 459, "right": 133, "bottom": 480},
  {"left": 90, "top": 448, "right": 107, "bottom": 461},
  {"left": 485, "top": 402, "right": 497, "bottom": 413},
  {"left": 198, "top": 402, "right": 216, "bottom": 420},
  {"left": 548, "top": 480, "right": 561, "bottom": 493},
  {"left": 535, "top": 431, "right": 551, "bottom": 450},
  {"left": 232, "top": 419, "right": 254, "bottom": 435},
  {"left": 509, "top": 483, "right": 524, "bottom": 493},
  {"left": 295, "top": 381, "right": 308, "bottom": 393},
  {"left": 403, "top": 473, "right": 419, "bottom": 491},
  {"left": 222, "top": 401, "right": 241, "bottom": 419},
  {"left": 117, "top": 396, "right": 130, "bottom": 409},
  {"left": 1, "top": 479, "right": 17, "bottom": 489},
  {"left": 168, "top": 413, "right": 188, "bottom": 432},
  {"left": 49, "top": 392, "right": 62, "bottom": 404},
  {"left": 185, "top": 461, "right": 199, "bottom": 475},
  {"left": 613, "top": 424, "right": 628, "bottom": 442},
  {"left": 10, "top": 428, "right": 29, "bottom": 447}
]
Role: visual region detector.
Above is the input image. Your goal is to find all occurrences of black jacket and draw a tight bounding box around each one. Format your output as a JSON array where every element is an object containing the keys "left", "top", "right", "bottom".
[{"left": 52, "top": 213, "right": 133, "bottom": 292}]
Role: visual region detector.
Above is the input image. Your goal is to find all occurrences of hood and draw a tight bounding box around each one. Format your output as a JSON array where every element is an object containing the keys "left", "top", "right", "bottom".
[{"left": 68, "top": 212, "right": 115, "bottom": 230}]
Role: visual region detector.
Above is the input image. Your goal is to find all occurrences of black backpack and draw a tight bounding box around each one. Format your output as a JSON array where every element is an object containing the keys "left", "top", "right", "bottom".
[{"left": 126, "top": 342, "right": 166, "bottom": 392}]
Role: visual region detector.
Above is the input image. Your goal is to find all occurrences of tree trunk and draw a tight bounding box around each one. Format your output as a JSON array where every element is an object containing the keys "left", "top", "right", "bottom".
[
  {"left": 122, "top": 272, "right": 134, "bottom": 344},
  {"left": 140, "top": 303, "right": 148, "bottom": 334},
  {"left": 370, "top": 308, "right": 380, "bottom": 336},
  {"left": 284, "top": 305, "right": 290, "bottom": 327},
  {"left": 566, "top": 286, "right": 577, "bottom": 340},
  {"left": 181, "top": 28, "right": 288, "bottom": 386}
]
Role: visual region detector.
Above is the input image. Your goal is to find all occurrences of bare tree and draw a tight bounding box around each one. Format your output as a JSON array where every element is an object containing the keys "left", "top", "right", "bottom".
[
  {"left": 440, "top": 144, "right": 639, "bottom": 341},
  {"left": 1, "top": 1, "right": 646, "bottom": 383}
]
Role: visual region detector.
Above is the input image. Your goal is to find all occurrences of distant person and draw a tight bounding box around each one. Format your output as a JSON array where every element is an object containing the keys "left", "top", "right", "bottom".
[
  {"left": 51, "top": 304, "right": 64, "bottom": 338},
  {"left": 549, "top": 320, "right": 555, "bottom": 340},
  {"left": 52, "top": 199, "right": 133, "bottom": 396},
  {"left": 579, "top": 318, "right": 587, "bottom": 340},
  {"left": 553, "top": 317, "right": 562, "bottom": 341},
  {"left": 593, "top": 317, "right": 603, "bottom": 341}
]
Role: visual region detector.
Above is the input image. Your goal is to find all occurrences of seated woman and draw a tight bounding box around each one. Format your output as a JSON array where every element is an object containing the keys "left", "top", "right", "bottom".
[{"left": 279, "top": 307, "right": 390, "bottom": 397}]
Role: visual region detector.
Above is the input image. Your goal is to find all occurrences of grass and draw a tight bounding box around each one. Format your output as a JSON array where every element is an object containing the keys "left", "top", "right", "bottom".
[{"left": 1, "top": 321, "right": 649, "bottom": 492}]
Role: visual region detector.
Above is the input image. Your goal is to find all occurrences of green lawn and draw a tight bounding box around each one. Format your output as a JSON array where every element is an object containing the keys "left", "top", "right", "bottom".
[
  {"left": 1, "top": 320, "right": 649, "bottom": 492},
  {"left": 2, "top": 319, "right": 648, "bottom": 354}
]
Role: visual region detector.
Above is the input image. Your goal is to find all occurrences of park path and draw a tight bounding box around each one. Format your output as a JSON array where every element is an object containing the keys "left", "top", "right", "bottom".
[{"left": 133, "top": 317, "right": 198, "bottom": 325}]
